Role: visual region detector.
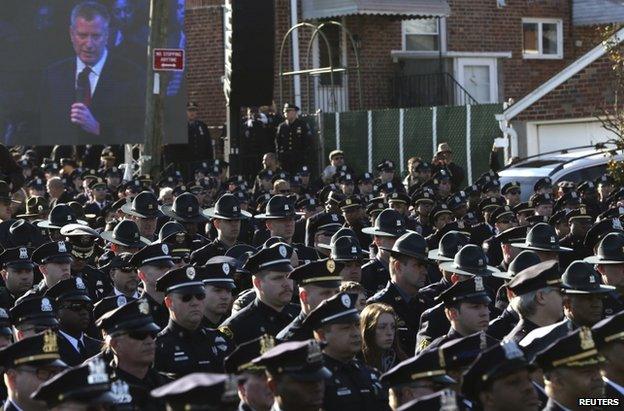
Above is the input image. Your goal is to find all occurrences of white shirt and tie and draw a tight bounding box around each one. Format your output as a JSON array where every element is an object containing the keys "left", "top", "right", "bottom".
[
  {"left": 59, "top": 330, "right": 86, "bottom": 354},
  {"left": 75, "top": 48, "right": 108, "bottom": 98}
]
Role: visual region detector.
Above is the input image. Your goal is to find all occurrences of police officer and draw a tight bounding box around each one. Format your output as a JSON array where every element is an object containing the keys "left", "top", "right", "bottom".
[
  {"left": 36, "top": 204, "right": 87, "bottom": 241},
  {"left": 426, "top": 276, "right": 493, "bottom": 351},
  {"left": 26, "top": 240, "right": 74, "bottom": 297},
  {"left": 520, "top": 261, "right": 614, "bottom": 360},
  {"left": 94, "top": 298, "right": 167, "bottom": 410},
  {"left": 121, "top": 191, "right": 161, "bottom": 241},
  {"left": 253, "top": 195, "right": 318, "bottom": 262},
  {"left": 252, "top": 339, "right": 330, "bottom": 411},
  {"left": 276, "top": 258, "right": 342, "bottom": 342},
  {"left": 9, "top": 296, "right": 59, "bottom": 340},
  {"left": 160, "top": 192, "right": 210, "bottom": 250},
  {"left": 303, "top": 292, "right": 390, "bottom": 411},
  {"left": 504, "top": 261, "right": 564, "bottom": 343},
  {"left": 0, "top": 247, "right": 35, "bottom": 309},
  {"left": 462, "top": 340, "right": 540, "bottom": 411},
  {"left": 535, "top": 328, "right": 604, "bottom": 410},
  {"left": 511, "top": 222, "right": 572, "bottom": 264},
  {"left": 0, "top": 331, "right": 68, "bottom": 411},
  {"left": 101, "top": 219, "right": 151, "bottom": 255},
  {"left": 275, "top": 103, "right": 310, "bottom": 174},
  {"left": 103, "top": 252, "right": 141, "bottom": 299},
  {"left": 361, "top": 209, "right": 408, "bottom": 295},
  {"left": 62, "top": 223, "right": 111, "bottom": 300},
  {"left": 224, "top": 335, "right": 276, "bottom": 411},
  {"left": 488, "top": 250, "right": 542, "bottom": 340},
  {"left": 154, "top": 264, "right": 232, "bottom": 379},
  {"left": 416, "top": 245, "right": 500, "bottom": 352},
  {"left": 367, "top": 232, "right": 432, "bottom": 354},
  {"left": 585, "top": 231, "right": 624, "bottom": 316},
  {"left": 220, "top": 244, "right": 300, "bottom": 346},
  {"left": 45, "top": 277, "right": 102, "bottom": 366},
  {"left": 380, "top": 348, "right": 456, "bottom": 409},
  {"left": 31, "top": 357, "right": 116, "bottom": 409},
  {"left": 129, "top": 243, "right": 175, "bottom": 329},
  {"left": 558, "top": 206, "right": 593, "bottom": 269},
  {"left": 192, "top": 193, "right": 252, "bottom": 265}
]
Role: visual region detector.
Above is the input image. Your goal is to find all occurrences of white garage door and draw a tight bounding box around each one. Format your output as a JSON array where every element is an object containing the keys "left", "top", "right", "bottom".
[{"left": 529, "top": 120, "right": 617, "bottom": 155}]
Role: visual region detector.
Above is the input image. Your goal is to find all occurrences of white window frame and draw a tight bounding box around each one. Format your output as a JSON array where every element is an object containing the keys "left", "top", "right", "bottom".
[
  {"left": 401, "top": 18, "right": 447, "bottom": 53},
  {"left": 521, "top": 18, "right": 563, "bottom": 60}
]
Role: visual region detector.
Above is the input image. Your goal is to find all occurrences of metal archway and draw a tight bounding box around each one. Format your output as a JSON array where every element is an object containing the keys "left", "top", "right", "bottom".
[{"left": 278, "top": 21, "right": 363, "bottom": 113}]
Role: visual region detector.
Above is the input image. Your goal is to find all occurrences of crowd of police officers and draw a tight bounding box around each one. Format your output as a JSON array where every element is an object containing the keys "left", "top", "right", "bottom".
[{"left": 0, "top": 108, "right": 624, "bottom": 410}]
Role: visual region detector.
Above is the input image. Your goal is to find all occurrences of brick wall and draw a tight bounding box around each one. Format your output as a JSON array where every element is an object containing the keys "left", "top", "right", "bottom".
[
  {"left": 185, "top": 0, "right": 607, "bottom": 127},
  {"left": 514, "top": 55, "right": 617, "bottom": 121},
  {"left": 185, "top": 0, "right": 225, "bottom": 129}
]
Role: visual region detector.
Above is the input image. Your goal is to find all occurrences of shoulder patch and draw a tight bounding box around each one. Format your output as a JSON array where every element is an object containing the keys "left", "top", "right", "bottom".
[{"left": 417, "top": 338, "right": 430, "bottom": 352}]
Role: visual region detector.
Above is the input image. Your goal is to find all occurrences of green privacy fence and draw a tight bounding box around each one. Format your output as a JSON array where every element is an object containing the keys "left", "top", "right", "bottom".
[{"left": 319, "top": 103, "right": 503, "bottom": 184}]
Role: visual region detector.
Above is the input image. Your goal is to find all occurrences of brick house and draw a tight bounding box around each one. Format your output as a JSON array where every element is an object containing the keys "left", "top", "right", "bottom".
[
  {"left": 496, "top": 0, "right": 624, "bottom": 157},
  {"left": 185, "top": 0, "right": 587, "bottom": 130}
]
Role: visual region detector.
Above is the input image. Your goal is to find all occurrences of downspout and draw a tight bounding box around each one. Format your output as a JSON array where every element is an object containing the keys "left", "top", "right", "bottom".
[
  {"left": 290, "top": 0, "right": 302, "bottom": 109},
  {"left": 497, "top": 112, "right": 517, "bottom": 165}
]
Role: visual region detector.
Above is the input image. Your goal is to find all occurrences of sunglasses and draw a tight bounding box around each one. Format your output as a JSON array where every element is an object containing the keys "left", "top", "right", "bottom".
[
  {"left": 126, "top": 330, "right": 158, "bottom": 341},
  {"left": 507, "top": 190, "right": 521, "bottom": 195},
  {"left": 62, "top": 302, "right": 92, "bottom": 312},
  {"left": 181, "top": 293, "right": 206, "bottom": 303}
]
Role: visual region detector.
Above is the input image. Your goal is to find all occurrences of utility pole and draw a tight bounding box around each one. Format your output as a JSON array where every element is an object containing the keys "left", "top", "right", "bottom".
[{"left": 142, "top": 0, "right": 168, "bottom": 178}]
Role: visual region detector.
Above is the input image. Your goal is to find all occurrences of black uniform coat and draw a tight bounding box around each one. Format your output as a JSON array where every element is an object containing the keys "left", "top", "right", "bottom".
[{"left": 58, "top": 332, "right": 102, "bottom": 366}]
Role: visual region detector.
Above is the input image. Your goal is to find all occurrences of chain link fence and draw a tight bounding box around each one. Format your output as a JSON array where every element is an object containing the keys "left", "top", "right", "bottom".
[{"left": 318, "top": 103, "right": 503, "bottom": 184}]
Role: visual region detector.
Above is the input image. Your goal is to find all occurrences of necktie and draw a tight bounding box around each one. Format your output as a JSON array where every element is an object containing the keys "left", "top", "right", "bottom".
[
  {"left": 77, "top": 67, "right": 92, "bottom": 106},
  {"left": 77, "top": 339, "right": 86, "bottom": 355}
]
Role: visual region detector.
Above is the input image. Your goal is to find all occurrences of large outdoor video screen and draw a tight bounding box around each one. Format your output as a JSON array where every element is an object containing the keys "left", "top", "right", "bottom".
[{"left": 0, "top": 0, "right": 186, "bottom": 146}]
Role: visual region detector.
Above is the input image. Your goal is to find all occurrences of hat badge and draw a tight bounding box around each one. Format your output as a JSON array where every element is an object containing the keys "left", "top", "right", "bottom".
[
  {"left": 186, "top": 266, "right": 196, "bottom": 280},
  {"left": 117, "top": 295, "right": 127, "bottom": 306},
  {"left": 284, "top": 204, "right": 290, "bottom": 211},
  {"left": 161, "top": 244, "right": 169, "bottom": 255},
  {"left": 76, "top": 277, "right": 86, "bottom": 290},
  {"left": 187, "top": 206, "right": 193, "bottom": 213},
  {"left": 42, "top": 329, "right": 58, "bottom": 353},
  {"left": 351, "top": 246, "right": 357, "bottom": 254},
  {"left": 41, "top": 298, "right": 53, "bottom": 312},
  {"left": 67, "top": 215, "right": 72, "bottom": 221},
  {"left": 589, "top": 274, "right": 596, "bottom": 284},
  {"left": 331, "top": 214, "right": 338, "bottom": 222},
  {"left": 341, "top": 293, "right": 351, "bottom": 308},
  {"left": 58, "top": 241, "right": 67, "bottom": 253},
  {"left": 326, "top": 259, "right": 336, "bottom": 273},
  {"left": 222, "top": 263, "right": 230, "bottom": 275},
  {"left": 87, "top": 358, "right": 109, "bottom": 385},
  {"left": 18, "top": 248, "right": 28, "bottom": 260},
  {"left": 396, "top": 219, "right": 402, "bottom": 227},
  {"left": 259, "top": 334, "right": 275, "bottom": 354},
  {"left": 138, "top": 299, "right": 150, "bottom": 315},
  {"left": 550, "top": 236, "right": 556, "bottom": 243},
  {"left": 278, "top": 245, "right": 287, "bottom": 258},
  {"left": 474, "top": 276, "right": 484, "bottom": 291},
  {"left": 147, "top": 203, "right": 153, "bottom": 210}
]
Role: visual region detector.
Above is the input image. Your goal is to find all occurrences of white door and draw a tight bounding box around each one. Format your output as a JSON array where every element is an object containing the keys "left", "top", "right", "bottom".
[{"left": 456, "top": 58, "right": 498, "bottom": 104}]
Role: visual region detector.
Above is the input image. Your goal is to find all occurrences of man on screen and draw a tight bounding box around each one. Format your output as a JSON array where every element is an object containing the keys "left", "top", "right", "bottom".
[{"left": 40, "top": 1, "right": 145, "bottom": 145}]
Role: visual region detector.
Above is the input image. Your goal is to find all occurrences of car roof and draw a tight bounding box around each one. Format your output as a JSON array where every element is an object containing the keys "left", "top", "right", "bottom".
[{"left": 499, "top": 148, "right": 620, "bottom": 177}]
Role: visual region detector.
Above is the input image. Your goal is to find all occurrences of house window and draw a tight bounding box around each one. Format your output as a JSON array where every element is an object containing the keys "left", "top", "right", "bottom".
[
  {"left": 403, "top": 18, "right": 444, "bottom": 52},
  {"left": 522, "top": 19, "right": 563, "bottom": 59}
]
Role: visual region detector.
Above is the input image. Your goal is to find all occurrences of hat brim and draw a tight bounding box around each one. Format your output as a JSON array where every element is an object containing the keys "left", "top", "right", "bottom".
[
  {"left": 361, "top": 227, "right": 408, "bottom": 237},
  {"left": 37, "top": 219, "right": 88, "bottom": 230},
  {"left": 202, "top": 209, "right": 252, "bottom": 220},
  {"left": 100, "top": 231, "right": 151, "bottom": 248},
  {"left": 492, "top": 271, "right": 514, "bottom": 280},
  {"left": 167, "top": 284, "right": 206, "bottom": 295},
  {"left": 120, "top": 203, "right": 160, "bottom": 219},
  {"left": 584, "top": 256, "right": 624, "bottom": 265},
  {"left": 203, "top": 280, "right": 237, "bottom": 290},
  {"left": 509, "top": 243, "right": 573, "bottom": 253},
  {"left": 160, "top": 205, "right": 208, "bottom": 223},
  {"left": 16, "top": 212, "right": 41, "bottom": 218},
  {"left": 561, "top": 285, "right": 615, "bottom": 294},
  {"left": 427, "top": 249, "right": 454, "bottom": 262},
  {"left": 438, "top": 262, "right": 501, "bottom": 277},
  {"left": 382, "top": 247, "right": 431, "bottom": 262},
  {"left": 253, "top": 213, "right": 298, "bottom": 220}
]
